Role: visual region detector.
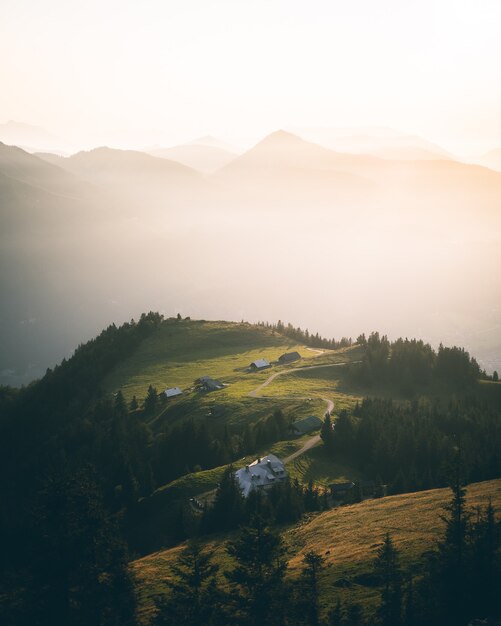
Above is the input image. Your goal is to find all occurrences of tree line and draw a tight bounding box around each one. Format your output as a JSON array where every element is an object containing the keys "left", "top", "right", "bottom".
[
  {"left": 349, "top": 332, "right": 483, "bottom": 394},
  {"left": 321, "top": 397, "right": 501, "bottom": 495},
  {"left": 259, "top": 320, "right": 353, "bottom": 350},
  {"left": 153, "top": 477, "right": 501, "bottom": 626}
]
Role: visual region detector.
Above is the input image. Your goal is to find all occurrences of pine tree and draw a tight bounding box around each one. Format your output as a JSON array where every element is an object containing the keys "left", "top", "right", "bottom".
[
  {"left": 30, "top": 467, "right": 137, "bottom": 626},
  {"left": 144, "top": 385, "right": 158, "bottom": 415},
  {"left": 373, "top": 533, "right": 402, "bottom": 626},
  {"left": 155, "top": 540, "right": 220, "bottom": 626},
  {"left": 321, "top": 413, "right": 335, "bottom": 451},
  {"left": 129, "top": 395, "right": 138, "bottom": 411},
  {"left": 469, "top": 498, "right": 500, "bottom": 619},
  {"left": 403, "top": 577, "right": 414, "bottom": 626},
  {"left": 225, "top": 515, "right": 288, "bottom": 626},
  {"left": 328, "top": 599, "right": 343, "bottom": 626},
  {"left": 114, "top": 390, "right": 127, "bottom": 418},
  {"left": 207, "top": 466, "right": 244, "bottom": 532},
  {"left": 299, "top": 551, "right": 325, "bottom": 626},
  {"left": 345, "top": 602, "right": 364, "bottom": 626}
]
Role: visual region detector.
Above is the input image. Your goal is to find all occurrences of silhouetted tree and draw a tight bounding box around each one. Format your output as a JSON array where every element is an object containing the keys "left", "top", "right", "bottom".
[
  {"left": 374, "top": 533, "right": 402, "bottom": 626},
  {"left": 155, "top": 540, "right": 220, "bottom": 626},
  {"left": 299, "top": 551, "right": 325, "bottom": 626},
  {"left": 225, "top": 515, "right": 288, "bottom": 626}
]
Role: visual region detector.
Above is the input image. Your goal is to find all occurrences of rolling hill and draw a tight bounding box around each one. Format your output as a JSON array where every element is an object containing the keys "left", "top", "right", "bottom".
[
  {"left": 102, "top": 319, "right": 360, "bottom": 430},
  {"left": 3, "top": 128, "right": 501, "bottom": 387},
  {"left": 288, "top": 125, "right": 454, "bottom": 159},
  {"left": 0, "top": 120, "right": 63, "bottom": 152},
  {"left": 0, "top": 141, "right": 85, "bottom": 196},
  {"left": 36, "top": 146, "right": 207, "bottom": 208},
  {"left": 132, "top": 478, "right": 501, "bottom": 624},
  {"left": 148, "top": 136, "right": 237, "bottom": 173}
]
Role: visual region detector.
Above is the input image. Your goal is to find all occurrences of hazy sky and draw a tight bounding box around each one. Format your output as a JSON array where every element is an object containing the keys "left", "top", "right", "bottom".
[{"left": 1, "top": 0, "right": 501, "bottom": 153}]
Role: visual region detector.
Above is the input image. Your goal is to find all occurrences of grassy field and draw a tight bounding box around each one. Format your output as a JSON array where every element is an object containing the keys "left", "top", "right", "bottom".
[
  {"left": 148, "top": 434, "right": 315, "bottom": 504},
  {"left": 287, "top": 445, "right": 361, "bottom": 486},
  {"left": 132, "top": 478, "right": 501, "bottom": 624},
  {"left": 253, "top": 362, "right": 364, "bottom": 413},
  {"left": 103, "top": 319, "right": 364, "bottom": 434},
  {"left": 104, "top": 320, "right": 316, "bottom": 402}
]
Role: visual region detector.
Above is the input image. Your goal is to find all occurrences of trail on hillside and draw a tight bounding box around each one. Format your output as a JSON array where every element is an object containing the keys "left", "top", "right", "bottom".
[
  {"left": 283, "top": 434, "right": 321, "bottom": 465},
  {"left": 248, "top": 358, "right": 354, "bottom": 463},
  {"left": 248, "top": 361, "right": 350, "bottom": 410}
]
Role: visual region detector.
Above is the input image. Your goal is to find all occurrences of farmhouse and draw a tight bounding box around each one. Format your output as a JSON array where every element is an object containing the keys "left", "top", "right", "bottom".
[
  {"left": 278, "top": 351, "right": 301, "bottom": 364},
  {"left": 195, "top": 375, "right": 224, "bottom": 391},
  {"left": 291, "top": 415, "right": 323, "bottom": 435},
  {"left": 329, "top": 481, "right": 355, "bottom": 499},
  {"left": 250, "top": 358, "right": 271, "bottom": 371},
  {"left": 164, "top": 387, "right": 183, "bottom": 398},
  {"left": 234, "top": 454, "right": 287, "bottom": 497}
]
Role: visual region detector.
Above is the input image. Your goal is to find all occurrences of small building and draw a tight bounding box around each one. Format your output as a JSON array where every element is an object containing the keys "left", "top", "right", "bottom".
[
  {"left": 234, "top": 454, "right": 287, "bottom": 497},
  {"left": 278, "top": 351, "right": 301, "bottom": 364},
  {"left": 291, "top": 415, "right": 323, "bottom": 436},
  {"left": 164, "top": 387, "right": 183, "bottom": 398},
  {"left": 195, "top": 376, "right": 224, "bottom": 391},
  {"left": 250, "top": 358, "right": 271, "bottom": 371},
  {"left": 329, "top": 482, "right": 355, "bottom": 499}
]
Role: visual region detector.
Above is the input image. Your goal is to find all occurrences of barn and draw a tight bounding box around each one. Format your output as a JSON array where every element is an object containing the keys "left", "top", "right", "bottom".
[
  {"left": 291, "top": 415, "right": 323, "bottom": 435},
  {"left": 250, "top": 358, "right": 271, "bottom": 371},
  {"left": 278, "top": 351, "right": 301, "bottom": 364},
  {"left": 164, "top": 387, "right": 183, "bottom": 398}
]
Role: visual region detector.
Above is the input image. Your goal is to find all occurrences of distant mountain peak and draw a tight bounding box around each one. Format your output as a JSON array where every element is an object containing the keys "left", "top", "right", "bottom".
[
  {"left": 260, "top": 129, "right": 302, "bottom": 142},
  {"left": 187, "top": 135, "right": 240, "bottom": 153},
  {"left": 249, "top": 129, "right": 317, "bottom": 153}
]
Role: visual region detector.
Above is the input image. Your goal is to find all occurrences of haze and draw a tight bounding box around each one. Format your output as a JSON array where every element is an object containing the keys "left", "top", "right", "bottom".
[
  {"left": 2, "top": 0, "right": 501, "bottom": 153},
  {"left": 1, "top": 0, "right": 500, "bottom": 384}
]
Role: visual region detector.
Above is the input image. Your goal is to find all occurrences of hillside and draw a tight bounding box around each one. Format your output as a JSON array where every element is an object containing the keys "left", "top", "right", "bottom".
[
  {"left": 132, "top": 478, "right": 501, "bottom": 624},
  {"left": 148, "top": 141, "right": 237, "bottom": 173},
  {"left": 0, "top": 141, "right": 86, "bottom": 195},
  {"left": 3, "top": 128, "right": 501, "bottom": 386},
  {"left": 103, "top": 319, "right": 360, "bottom": 428},
  {"left": 1, "top": 314, "right": 500, "bottom": 623}
]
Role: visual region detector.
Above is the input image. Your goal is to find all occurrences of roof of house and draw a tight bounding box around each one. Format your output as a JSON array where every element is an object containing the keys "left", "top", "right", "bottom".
[
  {"left": 279, "top": 351, "right": 301, "bottom": 362},
  {"left": 203, "top": 378, "right": 224, "bottom": 391},
  {"left": 250, "top": 359, "right": 270, "bottom": 369},
  {"left": 234, "top": 454, "right": 287, "bottom": 497},
  {"left": 164, "top": 387, "right": 183, "bottom": 397},
  {"left": 292, "top": 415, "right": 323, "bottom": 434},
  {"left": 330, "top": 481, "right": 355, "bottom": 493}
]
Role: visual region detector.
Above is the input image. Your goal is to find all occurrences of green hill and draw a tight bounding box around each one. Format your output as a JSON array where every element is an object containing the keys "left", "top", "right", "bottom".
[
  {"left": 103, "top": 319, "right": 361, "bottom": 431},
  {"left": 132, "top": 478, "right": 501, "bottom": 624}
]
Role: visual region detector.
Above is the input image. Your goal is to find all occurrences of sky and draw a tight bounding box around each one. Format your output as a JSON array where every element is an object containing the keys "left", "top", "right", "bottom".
[{"left": 1, "top": 0, "right": 501, "bottom": 153}]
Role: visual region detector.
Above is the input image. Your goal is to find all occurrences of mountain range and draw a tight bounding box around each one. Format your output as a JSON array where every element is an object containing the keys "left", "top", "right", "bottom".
[{"left": 1, "top": 128, "right": 501, "bottom": 384}]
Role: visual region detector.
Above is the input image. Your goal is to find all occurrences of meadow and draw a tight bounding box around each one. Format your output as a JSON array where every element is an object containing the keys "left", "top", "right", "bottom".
[{"left": 132, "top": 478, "right": 501, "bottom": 624}]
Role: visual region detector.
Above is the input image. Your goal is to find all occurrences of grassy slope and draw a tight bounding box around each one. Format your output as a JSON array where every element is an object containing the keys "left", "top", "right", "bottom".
[
  {"left": 132, "top": 478, "right": 501, "bottom": 624},
  {"left": 103, "top": 320, "right": 364, "bottom": 436},
  {"left": 287, "top": 445, "right": 361, "bottom": 486},
  {"left": 104, "top": 320, "right": 311, "bottom": 402}
]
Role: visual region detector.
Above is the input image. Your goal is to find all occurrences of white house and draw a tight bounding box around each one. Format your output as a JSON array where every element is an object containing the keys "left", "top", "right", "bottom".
[
  {"left": 234, "top": 454, "right": 287, "bottom": 497},
  {"left": 164, "top": 387, "right": 183, "bottom": 398}
]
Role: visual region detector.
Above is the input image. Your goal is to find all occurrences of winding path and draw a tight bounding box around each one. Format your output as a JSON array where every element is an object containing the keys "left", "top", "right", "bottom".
[
  {"left": 247, "top": 357, "right": 355, "bottom": 464},
  {"left": 283, "top": 433, "right": 321, "bottom": 465}
]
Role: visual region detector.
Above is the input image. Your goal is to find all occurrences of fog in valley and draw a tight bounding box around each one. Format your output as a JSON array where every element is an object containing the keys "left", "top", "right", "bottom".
[
  {"left": 1, "top": 127, "right": 500, "bottom": 385},
  {"left": 2, "top": 0, "right": 501, "bottom": 385}
]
